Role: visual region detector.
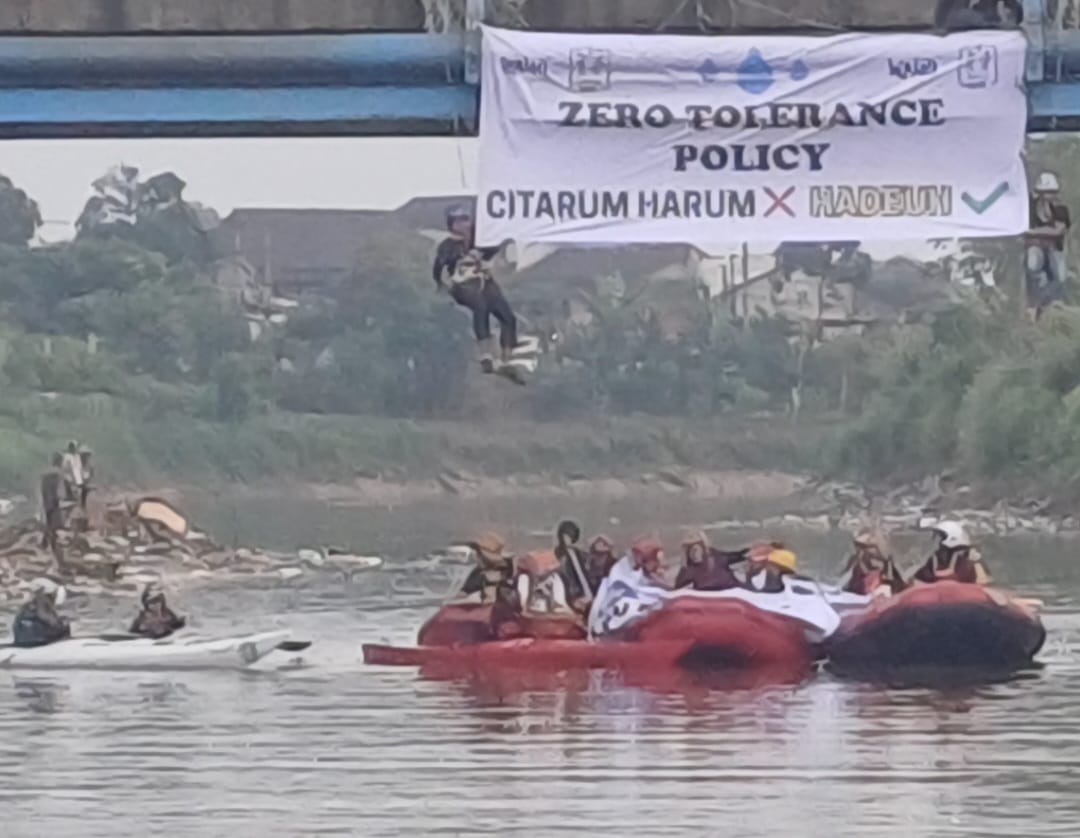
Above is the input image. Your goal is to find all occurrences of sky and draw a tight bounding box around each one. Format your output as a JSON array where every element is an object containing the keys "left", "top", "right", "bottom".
[{"left": 1, "top": 137, "right": 479, "bottom": 242}]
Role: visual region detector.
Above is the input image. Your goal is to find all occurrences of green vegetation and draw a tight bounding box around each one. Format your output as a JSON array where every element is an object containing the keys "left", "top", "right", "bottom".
[{"left": 0, "top": 160, "right": 1077, "bottom": 502}]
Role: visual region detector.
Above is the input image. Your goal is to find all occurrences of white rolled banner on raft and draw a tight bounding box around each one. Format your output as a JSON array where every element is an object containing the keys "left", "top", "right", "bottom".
[{"left": 476, "top": 26, "right": 1028, "bottom": 246}]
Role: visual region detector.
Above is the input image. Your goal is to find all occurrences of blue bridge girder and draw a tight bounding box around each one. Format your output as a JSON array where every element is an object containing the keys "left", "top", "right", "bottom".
[
  {"left": 0, "top": 33, "right": 478, "bottom": 137},
  {"left": 1, "top": 26, "right": 1080, "bottom": 137}
]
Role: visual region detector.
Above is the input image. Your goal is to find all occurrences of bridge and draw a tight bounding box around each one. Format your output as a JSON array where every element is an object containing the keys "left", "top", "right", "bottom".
[{"left": 1, "top": 0, "right": 1080, "bottom": 136}]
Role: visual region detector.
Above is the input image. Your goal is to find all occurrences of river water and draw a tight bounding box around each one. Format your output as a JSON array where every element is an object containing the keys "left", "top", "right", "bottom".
[{"left": 1, "top": 495, "right": 1078, "bottom": 837}]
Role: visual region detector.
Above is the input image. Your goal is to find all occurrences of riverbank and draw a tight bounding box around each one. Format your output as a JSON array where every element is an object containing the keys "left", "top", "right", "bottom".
[{"left": 0, "top": 408, "right": 824, "bottom": 493}]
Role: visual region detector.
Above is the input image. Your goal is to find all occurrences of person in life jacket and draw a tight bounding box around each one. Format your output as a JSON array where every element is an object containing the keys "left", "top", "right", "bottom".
[
  {"left": 458, "top": 531, "right": 517, "bottom": 604},
  {"left": 130, "top": 582, "right": 187, "bottom": 639},
  {"left": 910, "top": 521, "right": 986, "bottom": 585},
  {"left": 1025, "top": 171, "right": 1071, "bottom": 319},
  {"left": 674, "top": 530, "right": 750, "bottom": 592},
  {"left": 746, "top": 544, "right": 798, "bottom": 593},
  {"left": 431, "top": 203, "right": 520, "bottom": 373},
  {"left": 616, "top": 536, "right": 670, "bottom": 589},
  {"left": 584, "top": 534, "right": 618, "bottom": 593},
  {"left": 553, "top": 519, "right": 592, "bottom": 613},
  {"left": 516, "top": 550, "right": 574, "bottom": 616},
  {"left": 842, "top": 529, "right": 906, "bottom": 597},
  {"left": 13, "top": 578, "right": 72, "bottom": 648}
]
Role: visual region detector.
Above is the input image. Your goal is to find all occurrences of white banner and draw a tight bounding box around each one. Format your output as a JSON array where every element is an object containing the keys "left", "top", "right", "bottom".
[{"left": 477, "top": 27, "right": 1028, "bottom": 246}]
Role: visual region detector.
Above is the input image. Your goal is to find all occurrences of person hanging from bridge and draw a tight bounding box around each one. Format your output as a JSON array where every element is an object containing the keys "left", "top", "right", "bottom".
[{"left": 431, "top": 203, "right": 521, "bottom": 375}]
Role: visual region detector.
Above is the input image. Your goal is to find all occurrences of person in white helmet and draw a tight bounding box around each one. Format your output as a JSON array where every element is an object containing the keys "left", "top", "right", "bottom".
[
  {"left": 1025, "top": 171, "right": 1071, "bottom": 317},
  {"left": 909, "top": 521, "right": 987, "bottom": 586},
  {"left": 12, "top": 578, "right": 71, "bottom": 647}
]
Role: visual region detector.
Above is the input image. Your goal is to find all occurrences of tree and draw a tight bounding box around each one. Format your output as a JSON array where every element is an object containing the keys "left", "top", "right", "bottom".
[{"left": 0, "top": 175, "right": 43, "bottom": 246}]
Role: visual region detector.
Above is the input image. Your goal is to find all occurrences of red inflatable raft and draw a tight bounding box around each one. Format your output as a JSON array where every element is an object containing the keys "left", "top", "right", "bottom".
[
  {"left": 365, "top": 596, "right": 818, "bottom": 674},
  {"left": 826, "top": 581, "right": 1046, "bottom": 672}
]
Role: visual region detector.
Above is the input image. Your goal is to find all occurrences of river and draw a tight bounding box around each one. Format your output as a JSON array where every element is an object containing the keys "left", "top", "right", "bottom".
[{"left": 0, "top": 495, "right": 1077, "bottom": 837}]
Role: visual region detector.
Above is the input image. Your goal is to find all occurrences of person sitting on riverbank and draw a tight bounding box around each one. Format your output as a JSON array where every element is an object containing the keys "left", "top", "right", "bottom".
[
  {"left": 554, "top": 520, "right": 592, "bottom": 613},
  {"left": 675, "top": 530, "right": 749, "bottom": 592},
  {"left": 458, "top": 531, "right": 516, "bottom": 604},
  {"left": 13, "top": 579, "right": 71, "bottom": 648},
  {"left": 745, "top": 544, "right": 798, "bottom": 593},
  {"left": 910, "top": 521, "right": 985, "bottom": 585},
  {"left": 130, "top": 583, "right": 186, "bottom": 639},
  {"left": 842, "top": 530, "right": 906, "bottom": 597},
  {"left": 516, "top": 550, "right": 573, "bottom": 616},
  {"left": 584, "top": 534, "right": 618, "bottom": 593}
]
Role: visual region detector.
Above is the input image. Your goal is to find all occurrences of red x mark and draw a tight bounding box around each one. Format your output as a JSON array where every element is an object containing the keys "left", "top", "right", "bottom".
[{"left": 764, "top": 186, "right": 796, "bottom": 218}]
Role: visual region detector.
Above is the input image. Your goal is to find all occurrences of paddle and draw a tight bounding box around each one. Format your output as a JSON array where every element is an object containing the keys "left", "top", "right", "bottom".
[{"left": 276, "top": 640, "right": 312, "bottom": 653}]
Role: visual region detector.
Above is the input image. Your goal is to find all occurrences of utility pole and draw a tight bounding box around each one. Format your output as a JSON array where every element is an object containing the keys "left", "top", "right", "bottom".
[{"left": 465, "top": 0, "right": 487, "bottom": 85}]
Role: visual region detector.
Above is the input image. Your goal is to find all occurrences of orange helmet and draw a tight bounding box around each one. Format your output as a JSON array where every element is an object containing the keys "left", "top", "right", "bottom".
[{"left": 518, "top": 549, "right": 560, "bottom": 578}]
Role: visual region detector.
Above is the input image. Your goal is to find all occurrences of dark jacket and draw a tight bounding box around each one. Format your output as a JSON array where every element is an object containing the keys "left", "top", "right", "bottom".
[
  {"left": 555, "top": 544, "right": 594, "bottom": 605},
  {"left": 461, "top": 563, "right": 515, "bottom": 603},
  {"left": 584, "top": 551, "right": 617, "bottom": 594},
  {"left": 13, "top": 593, "right": 71, "bottom": 648},
  {"left": 432, "top": 235, "right": 500, "bottom": 289},
  {"left": 676, "top": 548, "right": 749, "bottom": 592},
  {"left": 130, "top": 604, "right": 186, "bottom": 639}
]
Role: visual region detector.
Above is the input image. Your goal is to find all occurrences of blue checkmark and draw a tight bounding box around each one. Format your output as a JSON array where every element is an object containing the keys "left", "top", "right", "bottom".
[{"left": 961, "top": 181, "right": 1009, "bottom": 214}]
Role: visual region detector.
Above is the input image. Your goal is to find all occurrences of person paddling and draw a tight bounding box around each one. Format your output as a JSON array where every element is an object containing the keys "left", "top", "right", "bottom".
[
  {"left": 746, "top": 545, "right": 798, "bottom": 593},
  {"left": 675, "top": 530, "right": 750, "bottom": 592},
  {"left": 584, "top": 534, "right": 618, "bottom": 593},
  {"left": 13, "top": 579, "right": 71, "bottom": 648},
  {"left": 910, "top": 521, "right": 986, "bottom": 586},
  {"left": 130, "top": 583, "right": 186, "bottom": 639},
  {"left": 516, "top": 550, "right": 574, "bottom": 616},
  {"left": 554, "top": 520, "right": 593, "bottom": 613},
  {"left": 842, "top": 530, "right": 906, "bottom": 597},
  {"left": 458, "top": 531, "right": 516, "bottom": 604}
]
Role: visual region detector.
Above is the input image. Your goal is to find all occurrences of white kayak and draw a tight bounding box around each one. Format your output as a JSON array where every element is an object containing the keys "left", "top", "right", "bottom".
[{"left": 0, "top": 630, "right": 303, "bottom": 671}]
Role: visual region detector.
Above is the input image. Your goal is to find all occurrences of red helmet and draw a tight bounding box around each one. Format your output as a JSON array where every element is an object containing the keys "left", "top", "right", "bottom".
[{"left": 631, "top": 536, "right": 663, "bottom": 568}]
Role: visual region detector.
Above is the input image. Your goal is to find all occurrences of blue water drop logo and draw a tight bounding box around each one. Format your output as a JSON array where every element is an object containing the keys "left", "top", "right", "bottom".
[
  {"left": 697, "top": 58, "right": 721, "bottom": 82},
  {"left": 790, "top": 58, "right": 809, "bottom": 81},
  {"left": 736, "top": 48, "right": 774, "bottom": 95}
]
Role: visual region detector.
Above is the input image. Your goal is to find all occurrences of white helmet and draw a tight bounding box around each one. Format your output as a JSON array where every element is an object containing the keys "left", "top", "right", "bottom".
[
  {"left": 1035, "top": 172, "right": 1061, "bottom": 192},
  {"left": 31, "top": 577, "right": 67, "bottom": 606},
  {"left": 932, "top": 521, "right": 971, "bottom": 550}
]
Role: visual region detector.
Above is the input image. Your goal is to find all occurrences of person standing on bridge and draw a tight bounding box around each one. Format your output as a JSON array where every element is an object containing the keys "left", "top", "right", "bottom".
[
  {"left": 1025, "top": 172, "right": 1071, "bottom": 320},
  {"left": 431, "top": 203, "right": 520, "bottom": 375}
]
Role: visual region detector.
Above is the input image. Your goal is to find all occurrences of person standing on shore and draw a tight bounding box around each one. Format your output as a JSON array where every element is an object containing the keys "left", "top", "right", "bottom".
[
  {"left": 78, "top": 445, "right": 94, "bottom": 510},
  {"left": 39, "top": 453, "right": 65, "bottom": 565},
  {"left": 60, "top": 440, "right": 83, "bottom": 504}
]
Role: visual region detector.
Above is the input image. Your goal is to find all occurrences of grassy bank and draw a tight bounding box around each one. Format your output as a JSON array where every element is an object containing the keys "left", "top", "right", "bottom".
[{"left": 0, "top": 392, "right": 826, "bottom": 494}]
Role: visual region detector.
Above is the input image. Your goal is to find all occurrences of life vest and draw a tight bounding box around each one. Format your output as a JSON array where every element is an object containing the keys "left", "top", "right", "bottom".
[
  {"left": 517, "top": 550, "right": 568, "bottom": 613},
  {"left": 517, "top": 572, "right": 567, "bottom": 613},
  {"left": 479, "top": 564, "right": 512, "bottom": 602}
]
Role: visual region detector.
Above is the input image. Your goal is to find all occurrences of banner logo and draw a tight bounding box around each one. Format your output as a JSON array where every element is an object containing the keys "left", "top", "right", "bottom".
[
  {"left": 569, "top": 48, "right": 612, "bottom": 92},
  {"left": 888, "top": 57, "right": 938, "bottom": 79},
  {"left": 957, "top": 45, "right": 998, "bottom": 88}
]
